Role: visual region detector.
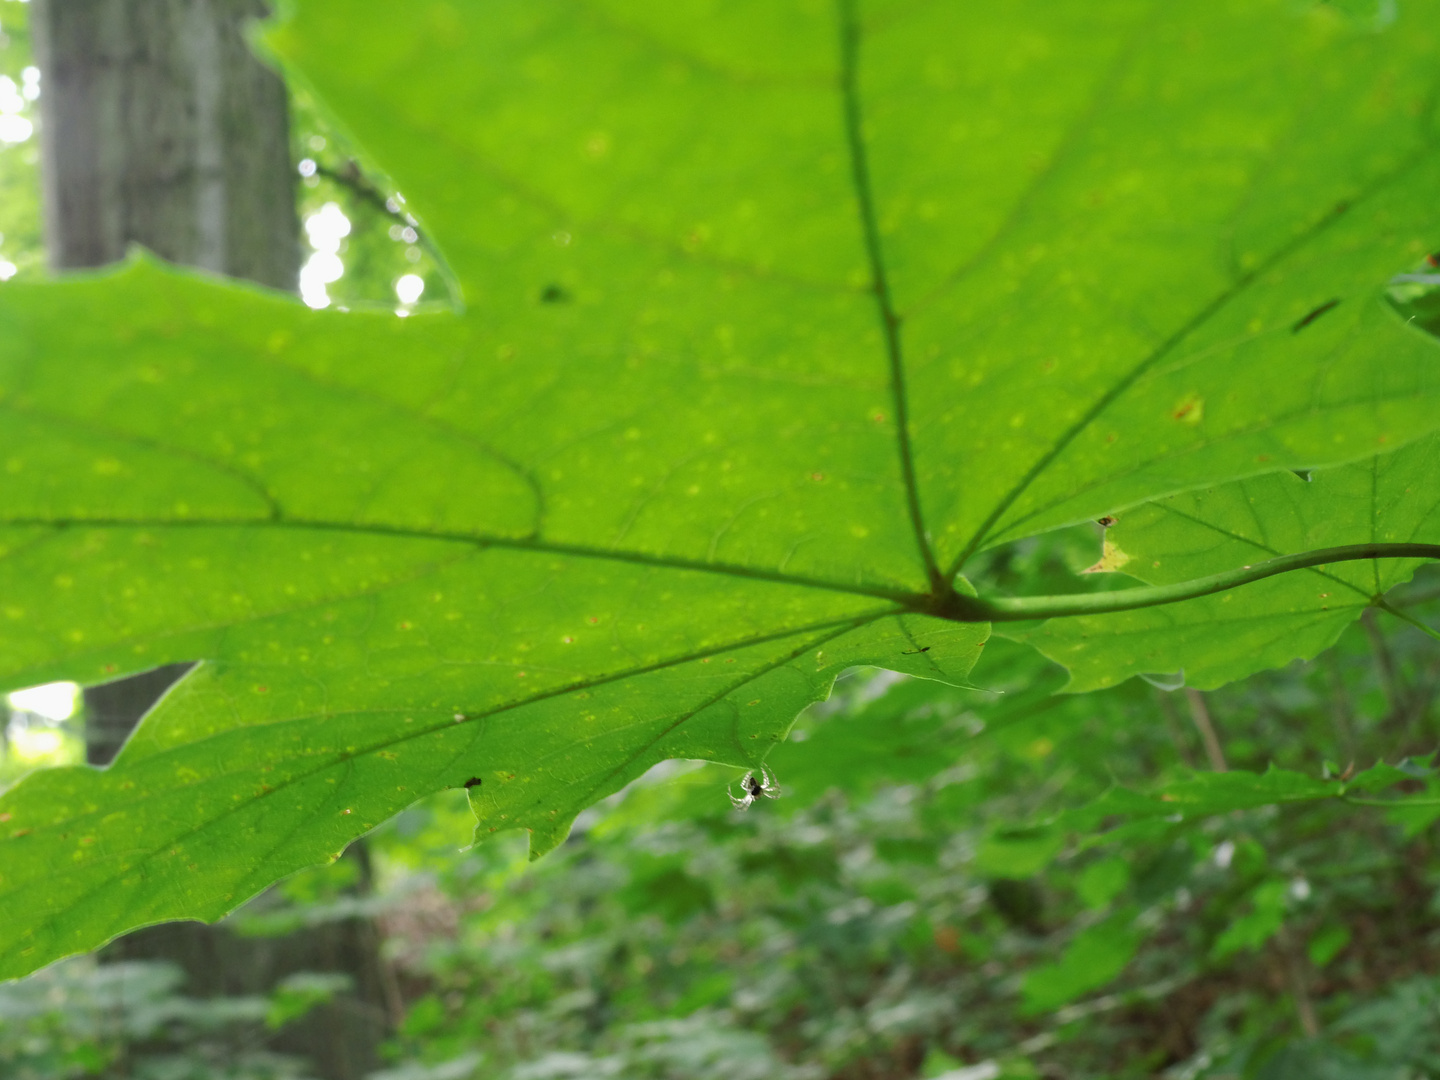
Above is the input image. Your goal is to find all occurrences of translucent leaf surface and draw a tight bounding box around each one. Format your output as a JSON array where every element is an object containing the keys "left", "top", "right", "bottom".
[
  {"left": 1013, "top": 434, "right": 1440, "bottom": 690},
  {"left": 4, "top": 0, "right": 1440, "bottom": 977}
]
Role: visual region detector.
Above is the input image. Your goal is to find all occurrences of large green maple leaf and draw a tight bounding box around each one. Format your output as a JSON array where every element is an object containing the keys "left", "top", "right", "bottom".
[{"left": 3, "top": 0, "right": 1440, "bottom": 978}]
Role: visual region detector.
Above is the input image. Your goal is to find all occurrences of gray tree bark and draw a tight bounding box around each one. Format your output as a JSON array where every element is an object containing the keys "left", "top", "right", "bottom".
[
  {"left": 33, "top": 0, "right": 298, "bottom": 287},
  {"left": 32, "top": 5, "right": 391, "bottom": 1077}
]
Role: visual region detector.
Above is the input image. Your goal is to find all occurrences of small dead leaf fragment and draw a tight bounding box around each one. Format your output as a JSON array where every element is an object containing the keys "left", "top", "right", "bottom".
[{"left": 1083, "top": 538, "right": 1132, "bottom": 574}]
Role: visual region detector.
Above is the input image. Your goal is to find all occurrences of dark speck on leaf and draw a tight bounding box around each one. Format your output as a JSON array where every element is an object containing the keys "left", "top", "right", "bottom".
[
  {"left": 1292, "top": 298, "right": 1340, "bottom": 333},
  {"left": 540, "top": 284, "right": 571, "bottom": 304},
  {"left": 463, "top": 777, "right": 482, "bottom": 789}
]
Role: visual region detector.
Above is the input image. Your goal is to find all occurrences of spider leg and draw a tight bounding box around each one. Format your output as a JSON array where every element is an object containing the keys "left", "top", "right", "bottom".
[
  {"left": 728, "top": 772, "right": 754, "bottom": 810},
  {"left": 758, "top": 763, "right": 781, "bottom": 799}
]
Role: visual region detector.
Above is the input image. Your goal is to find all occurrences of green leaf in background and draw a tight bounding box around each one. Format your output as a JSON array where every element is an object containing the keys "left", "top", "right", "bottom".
[
  {"left": 263, "top": 972, "right": 352, "bottom": 1031},
  {"left": 4, "top": 0, "right": 1440, "bottom": 978},
  {"left": 975, "top": 757, "right": 1440, "bottom": 879},
  {"left": 975, "top": 826, "right": 1069, "bottom": 881},
  {"left": 1021, "top": 909, "right": 1143, "bottom": 1014},
  {"left": 1075, "top": 857, "right": 1130, "bottom": 911},
  {"left": 1307, "top": 924, "right": 1352, "bottom": 968},
  {"left": 1212, "top": 878, "right": 1290, "bottom": 960}
]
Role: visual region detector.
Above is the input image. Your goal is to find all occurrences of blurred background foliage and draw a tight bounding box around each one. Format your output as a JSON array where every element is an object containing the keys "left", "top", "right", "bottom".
[{"left": 5, "top": 2, "right": 1440, "bottom": 1078}]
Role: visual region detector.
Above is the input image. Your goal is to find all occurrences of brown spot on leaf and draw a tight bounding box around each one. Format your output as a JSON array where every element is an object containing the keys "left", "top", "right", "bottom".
[{"left": 1172, "top": 393, "right": 1204, "bottom": 425}]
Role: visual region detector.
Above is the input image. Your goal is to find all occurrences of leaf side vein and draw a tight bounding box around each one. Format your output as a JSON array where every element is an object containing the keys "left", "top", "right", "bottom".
[{"left": 947, "top": 144, "right": 1438, "bottom": 574}]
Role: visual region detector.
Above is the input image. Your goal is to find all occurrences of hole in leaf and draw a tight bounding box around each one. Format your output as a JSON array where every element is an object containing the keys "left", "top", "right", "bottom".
[
  {"left": 1387, "top": 252, "right": 1440, "bottom": 334},
  {"left": 1140, "top": 671, "right": 1186, "bottom": 692}
]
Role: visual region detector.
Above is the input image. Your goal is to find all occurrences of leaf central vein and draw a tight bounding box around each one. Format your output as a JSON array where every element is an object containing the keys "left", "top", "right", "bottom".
[{"left": 836, "top": 0, "right": 943, "bottom": 594}]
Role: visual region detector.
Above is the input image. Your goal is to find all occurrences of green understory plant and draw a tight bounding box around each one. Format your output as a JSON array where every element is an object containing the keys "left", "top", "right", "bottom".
[{"left": 4, "top": 0, "right": 1440, "bottom": 988}]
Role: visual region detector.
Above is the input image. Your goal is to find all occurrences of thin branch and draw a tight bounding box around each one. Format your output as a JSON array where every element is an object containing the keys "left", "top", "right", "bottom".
[
  {"left": 1322, "top": 651, "right": 1357, "bottom": 762},
  {"left": 312, "top": 160, "right": 410, "bottom": 225},
  {"left": 1276, "top": 927, "right": 1320, "bottom": 1038},
  {"left": 1361, "top": 607, "right": 1407, "bottom": 723},
  {"left": 1156, "top": 690, "right": 1197, "bottom": 768},
  {"left": 1184, "top": 689, "right": 1228, "bottom": 772},
  {"left": 308, "top": 159, "right": 455, "bottom": 297},
  {"left": 1342, "top": 795, "right": 1440, "bottom": 808}
]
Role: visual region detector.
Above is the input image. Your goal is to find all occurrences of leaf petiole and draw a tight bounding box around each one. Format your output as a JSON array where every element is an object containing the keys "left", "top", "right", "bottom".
[{"left": 957, "top": 543, "right": 1440, "bottom": 623}]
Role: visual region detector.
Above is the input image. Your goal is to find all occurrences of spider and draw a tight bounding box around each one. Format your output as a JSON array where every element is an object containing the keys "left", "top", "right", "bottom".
[{"left": 728, "top": 764, "right": 781, "bottom": 810}]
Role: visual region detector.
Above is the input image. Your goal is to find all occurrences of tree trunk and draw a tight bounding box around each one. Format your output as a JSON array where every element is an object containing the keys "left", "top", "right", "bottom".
[
  {"left": 83, "top": 661, "right": 196, "bottom": 768},
  {"left": 32, "top": 5, "right": 389, "bottom": 1076},
  {"left": 32, "top": 0, "right": 298, "bottom": 286}
]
